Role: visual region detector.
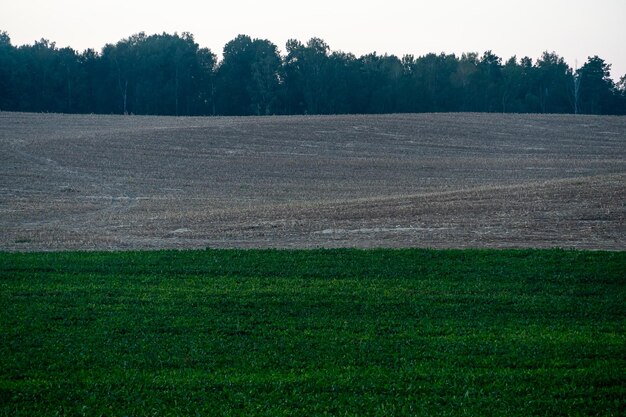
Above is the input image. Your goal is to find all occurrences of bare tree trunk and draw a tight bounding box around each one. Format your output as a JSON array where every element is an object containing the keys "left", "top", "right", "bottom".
[
  {"left": 175, "top": 65, "right": 179, "bottom": 116},
  {"left": 66, "top": 67, "right": 72, "bottom": 113},
  {"left": 211, "top": 80, "right": 216, "bottom": 116},
  {"left": 115, "top": 59, "right": 128, "bottom": 115},
  {"left": 573, "top": 74, "right": 581, "bottom": 115},
  {"left": 123, "top": 80, "right": 128, "bottom": 115}
]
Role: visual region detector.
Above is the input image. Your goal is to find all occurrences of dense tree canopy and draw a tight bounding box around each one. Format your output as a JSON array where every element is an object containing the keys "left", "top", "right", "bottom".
[{"left": 0, "top": 30, "right": 624, "bottom": 115}]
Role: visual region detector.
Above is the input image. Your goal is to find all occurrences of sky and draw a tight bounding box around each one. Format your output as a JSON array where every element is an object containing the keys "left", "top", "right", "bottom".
[{"left": 1, "top": 0, "right": 625, "bottom": 80}]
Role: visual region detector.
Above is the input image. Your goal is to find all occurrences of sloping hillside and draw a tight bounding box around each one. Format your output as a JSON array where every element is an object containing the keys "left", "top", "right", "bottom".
[{"left": 1, "top": 112, "right": 624, "bottom": 250}]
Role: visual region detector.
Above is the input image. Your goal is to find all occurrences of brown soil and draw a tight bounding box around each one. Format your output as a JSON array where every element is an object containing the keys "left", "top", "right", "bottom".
[{"left": 1, "top": 112, "right": 624, "bottom": 251}]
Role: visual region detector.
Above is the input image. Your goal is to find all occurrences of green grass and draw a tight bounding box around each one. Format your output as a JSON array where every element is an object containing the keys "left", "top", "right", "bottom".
[{"left": 1, "top": 248, "right": 624, "bottom": 416}]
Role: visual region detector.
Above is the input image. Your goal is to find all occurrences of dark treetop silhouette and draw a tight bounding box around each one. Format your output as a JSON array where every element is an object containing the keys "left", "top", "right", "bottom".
[{"left": 1, "top": 30, "right": 624, "bottom": 116}]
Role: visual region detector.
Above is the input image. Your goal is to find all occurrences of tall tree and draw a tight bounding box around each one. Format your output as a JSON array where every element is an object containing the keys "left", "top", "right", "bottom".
[
  {"left": 451, "top": 53, "right": 478, "bottom": 111},
  {"left": 215, "top": 35, "right": 281, "bottom": 116},
  {"left": 615, "top": 75, "right": 626, "bottom": 114},
  {"left": 98, "top": 32, "right": 214, "bottom": 115},
  {"left": 195, "top": 47, "right": 217, "bottom": 115},
  {"left": 249, "top": 39, "right": 282, "bottom": 115},
  {"left": 535, "top": 51, "right": 573, "bottom": 113},
  {"left": 356, "top": 53, "right": 403, "bottom": 113},
  {"left": 500, "top": 56, "right": 524, "bottom": 113},
  {"left": 326, "top": 51, "right": 360, "bottom": 114},
  {"left": 215, "top": 34, "right": 255, "bottom": 115},
  {"left": 13, "top": 39, "right": 79, "bottom": 112},
  {"left": 477, "top": 51, "right": 503, "bottom": 112},
  {"left": 101, "top": 34, "right": 141, "bottom": 114},
  {"left": 411, "top": 53, "right": 458, "bottom": 112},
  {"left": 283, "top": 38, "right": 332, "bottom": 114},
  {"left": 56, "top": 47, "right": 82, "bottom": 113},
  {"left": 77, "top": 48, "right": 102, "bottom": 113},
  {"left": 0, "top": 31, "right": 15, "bottom": 110},
  {"left": 577, "top": 56, "right": 614, "bottom": 115}
]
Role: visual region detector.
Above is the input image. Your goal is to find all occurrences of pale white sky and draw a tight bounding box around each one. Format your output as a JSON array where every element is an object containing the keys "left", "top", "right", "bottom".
[{"left": 1, "top": 0, "right": 625, "bottom": 80}]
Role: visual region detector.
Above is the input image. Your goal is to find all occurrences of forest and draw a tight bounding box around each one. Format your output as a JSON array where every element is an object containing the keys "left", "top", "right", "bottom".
[{"left": 0, "top": 30, "right": 625, "bottom": 116}]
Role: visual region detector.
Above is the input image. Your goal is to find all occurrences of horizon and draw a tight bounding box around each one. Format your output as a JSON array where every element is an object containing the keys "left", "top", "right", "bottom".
[{"left": 1, "top": 0, "right": 625, "bottom": 82}]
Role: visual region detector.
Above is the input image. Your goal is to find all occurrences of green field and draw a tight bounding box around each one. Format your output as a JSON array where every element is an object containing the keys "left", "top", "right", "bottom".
[{"left": 1, "top": 249, "right": 625, "bottom": 416}]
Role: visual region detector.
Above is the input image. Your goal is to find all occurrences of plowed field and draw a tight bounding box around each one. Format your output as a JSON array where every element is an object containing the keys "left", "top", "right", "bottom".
[{"left": 1, "top": 112, "right": 624, "bottom": 250}]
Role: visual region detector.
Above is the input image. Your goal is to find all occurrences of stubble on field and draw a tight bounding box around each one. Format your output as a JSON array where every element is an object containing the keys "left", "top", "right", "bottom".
[{"left": 1, "top": 112, "right": 624, "bottom": 250}]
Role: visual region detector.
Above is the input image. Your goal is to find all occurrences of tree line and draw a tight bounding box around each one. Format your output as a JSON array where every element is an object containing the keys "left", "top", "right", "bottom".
[{"left": 1, "top": 30, "right": 625, "bottom": 116}]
